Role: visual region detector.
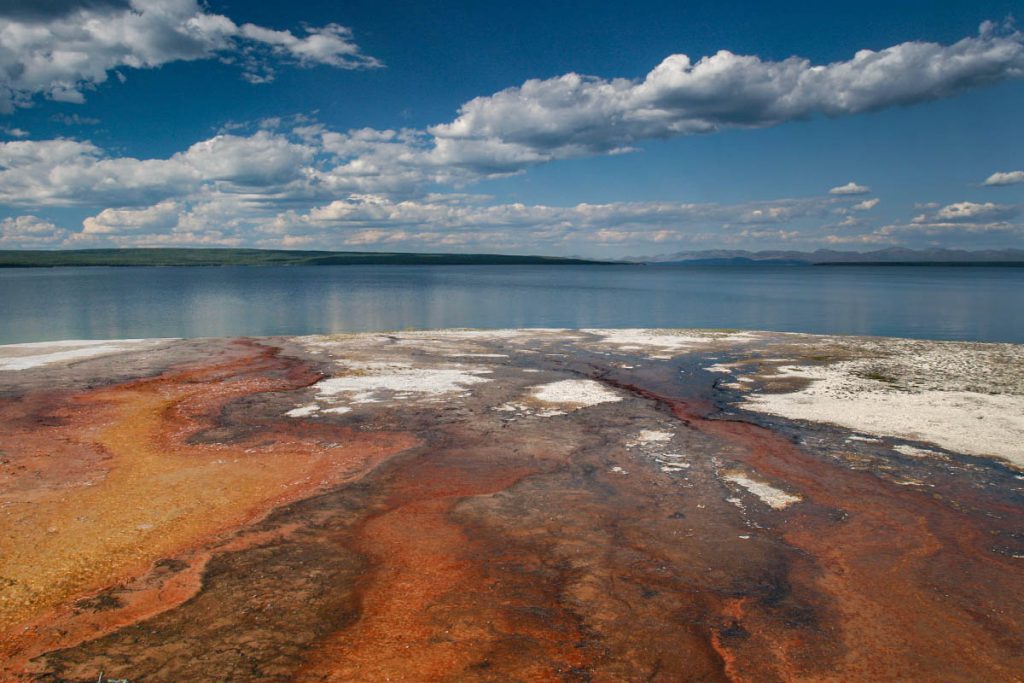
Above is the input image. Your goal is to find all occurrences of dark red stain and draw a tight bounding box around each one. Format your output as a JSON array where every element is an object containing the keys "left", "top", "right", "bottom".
[{"left": 601, "top": 375, "right": 1024, "bottom": 680}]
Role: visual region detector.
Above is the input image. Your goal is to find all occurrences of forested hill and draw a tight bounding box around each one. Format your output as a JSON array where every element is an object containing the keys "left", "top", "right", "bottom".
[{"left": 0, "top": 248, "right": 607, "bottom": 267}]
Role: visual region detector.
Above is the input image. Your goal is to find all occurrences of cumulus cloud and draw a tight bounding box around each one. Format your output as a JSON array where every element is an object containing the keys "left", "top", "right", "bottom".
[
  {"left": 844, "top": 200, "right": 1024, "bottom": 245},
  {"left": 181, "top": 131, "right": 316, "bottom": 187},
  {"left": 829, "top": 182, "right": 871, "bottom": 195},
  {"left": 0, "top": 186, "right": 861, "bottom": 250},
  {"left": 217, "top": 21, "right": 1024, "bottom": 185},
  {"left": 852, "top": 198, "right": 880, "bottom": 210},
  {"left": 0, "top": 131, "right": 317, "bottom": 207},
  {"left": 983, "top": 170, "right": 1024, "bottom": 186},
  {"left": 81, "top": 200, "right": 181, "bottom": 234},
  {"left": 0, "top": 0, "right": 380, "bottom": 112},
  {"left": 925, "top": 201, "right": 1018, "bottom": 222},
  {"left": 823, "top": 233, "right": 893, "bottom": 245},
  {"left": 0, "top": 214, "right": 69, "bottom": 246},
  {"left": 247, "top": 192, "right": 842, "bottom": 253},
  {"left": 427, "top": 21, "right": 1024, "bottom": 166},
  {"left": 2, "top": 21, "right": 1024, "bottom": 252},
  {"left": 3, "top": 123, "right": 1013, "bottom": 253},
  {"left": 3, "top": 22, "right": 1022, "bottom": 207}
]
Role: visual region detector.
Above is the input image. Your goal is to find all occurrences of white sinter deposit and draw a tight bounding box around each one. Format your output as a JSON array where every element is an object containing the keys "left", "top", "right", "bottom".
[
  {"left": 528, "top": 379, "right": 622, "bottom": 410},
  {"left": 626, "top": 430, "right": 674, "bottom": 447},
  {"left": 583, "top": 329, "right": 760, "bottom": 359},
  {"left": 0, "top": 339, "right": 170, "bottom": 371},
  {"left": 723, "top": 472, "right": 801, "bottom": 509},
  {"left": 624, "top": 429, "right": 691, "bottom": 473},
  {"left": 285, "top": 357, "right": 493, "bottom": 418},
  {"left": 743, "top": 340, "right": 1024, "bottom": 467},
  {"left": 314, "top": 361, "right": 491, "bottom": 403}
]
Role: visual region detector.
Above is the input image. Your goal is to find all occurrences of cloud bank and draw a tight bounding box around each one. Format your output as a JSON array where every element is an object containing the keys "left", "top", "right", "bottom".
[
  {"left": 426, "top": 20, "right": 1024, "bottom": 168},
  {"left": 0, "top": 0, "right": 381, "bottom": 111},
  {"left": 0, "top": 21, "right": 1022, "bottom": 253}
]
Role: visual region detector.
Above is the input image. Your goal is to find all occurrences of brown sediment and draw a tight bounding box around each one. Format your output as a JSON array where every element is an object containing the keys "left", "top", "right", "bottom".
[
  {"left": 0, "top": 340, "right": 417, "bottom": 677},
  {"left": 602, "top": 376, "right": 1024, "bottom": 681}
]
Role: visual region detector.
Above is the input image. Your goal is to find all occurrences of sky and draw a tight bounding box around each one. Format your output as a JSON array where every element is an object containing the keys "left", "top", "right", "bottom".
[{"left": 0, "top": 0, "right": 1022, "bottom": 257}]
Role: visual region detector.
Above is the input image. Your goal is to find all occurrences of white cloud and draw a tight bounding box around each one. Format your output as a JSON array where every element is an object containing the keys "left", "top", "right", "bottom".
[
  {"left": 983, "top": 170, "right": 1024, "bottom": 186},
  {"left": 1, "top": 21, "right": 1023, "bottom": 253},
  {"left": 427, "top": 21, "right": 1024, "bottom": 166},
  {"left": 823, "top": 233, "right": 893, "bottom": 245},
  {"left": 3, "top": 23, "right": 1021, "bottom": 211},
  {"left": 50, "top": 113, "right": 101, "bottom": 126},
  {"left": 251, "top": 192, "right": 840, "bottom": 253},
  {"left": 0, "top": 131, "right": 317, "bottom": 207},
  {"left": 81, "top": 199, "right": 181, "bottom": 234},
  {"left": 929, "top": 201, "right": 1017, "bottom": 222},
  {"left": 179, "top": 131, "right": 315, "bottom": 187},
  {"left": 17, "top": 183, "right": 1015, "bottom": 253},
  {"left": 849, "top": 200, "right": 1024, "bottom": 245},
  {"left": 0, "top": 214, "right": 69, "bottom": 246},
  {"left": 829, "top": 182, "right": 871, "bottom": 195},
  {"left": 0, "top": 138, "right": 191, "bottom": 206},
  {"left": 239, "top": 23, "right": 377, "bottom": 70},
  {"left": 0, "top": 0, "right": 380, "bottom": 112},
  {"left": 217, "top": 21, "right": 1024, "bottom": 186}
]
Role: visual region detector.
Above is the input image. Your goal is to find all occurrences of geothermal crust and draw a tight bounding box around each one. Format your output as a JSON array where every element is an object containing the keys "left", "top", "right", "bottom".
[{"left": 0, "top": 329, "right": 1022, "bottom": 681}]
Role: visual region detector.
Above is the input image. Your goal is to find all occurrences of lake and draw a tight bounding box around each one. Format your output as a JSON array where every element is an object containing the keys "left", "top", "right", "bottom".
[{"left": 1, "top": 264, "right": 1022, "bottom": 344}]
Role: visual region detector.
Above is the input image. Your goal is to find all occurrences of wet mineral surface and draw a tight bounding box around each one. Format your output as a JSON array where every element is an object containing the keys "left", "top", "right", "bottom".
[{"left": 1, "top": 329, "right": 1022, "bottom": 682}]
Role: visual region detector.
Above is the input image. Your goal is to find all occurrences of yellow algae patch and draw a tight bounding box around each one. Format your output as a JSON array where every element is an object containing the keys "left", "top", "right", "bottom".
[{"left": 0, "top": 345, "right": 416, "bottom": 643}]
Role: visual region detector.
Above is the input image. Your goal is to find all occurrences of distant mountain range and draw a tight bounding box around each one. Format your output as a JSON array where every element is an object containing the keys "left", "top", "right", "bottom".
[{"left": 636, "top": 248, "right": 1024, "bottom": 265}]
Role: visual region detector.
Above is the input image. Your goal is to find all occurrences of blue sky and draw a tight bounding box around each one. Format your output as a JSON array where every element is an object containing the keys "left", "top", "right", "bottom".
[{"left": 0, "top": 0, "right": 1022, "bottom": 256}]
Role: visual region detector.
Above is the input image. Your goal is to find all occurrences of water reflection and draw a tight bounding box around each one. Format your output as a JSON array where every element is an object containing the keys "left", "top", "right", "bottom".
[{"left": 0, "top": 264, "right": 1019, "bottom": 344}]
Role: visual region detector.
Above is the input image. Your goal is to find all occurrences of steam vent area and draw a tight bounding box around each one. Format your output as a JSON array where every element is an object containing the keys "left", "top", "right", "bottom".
[{"left": 1, "top": 329, "right": 1023, "bottom": 681}]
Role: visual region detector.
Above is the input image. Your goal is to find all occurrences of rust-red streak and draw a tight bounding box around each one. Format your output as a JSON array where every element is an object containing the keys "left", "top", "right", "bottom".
[{"left": 602, "top": 376, "right": 1024, "bottom": 681}]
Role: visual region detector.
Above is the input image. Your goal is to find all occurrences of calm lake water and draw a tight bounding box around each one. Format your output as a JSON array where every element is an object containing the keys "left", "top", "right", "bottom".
[{"left": 1, "top": 264, "right": 1022, "bottom": 344}]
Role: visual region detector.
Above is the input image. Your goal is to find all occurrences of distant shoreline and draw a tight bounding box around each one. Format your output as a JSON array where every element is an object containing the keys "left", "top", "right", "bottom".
[
  {"left": 2, "top": 248, "right": 1021, "bottom": 268},
  {"left": 0, "top": 248, "right": 609, "bottom": 268},
  {"left": 814, "top": 261, "right": 1024, "bottom": 267},
  {"left": 648, "top": 260, "right": 1024, "bottom": 267}
]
